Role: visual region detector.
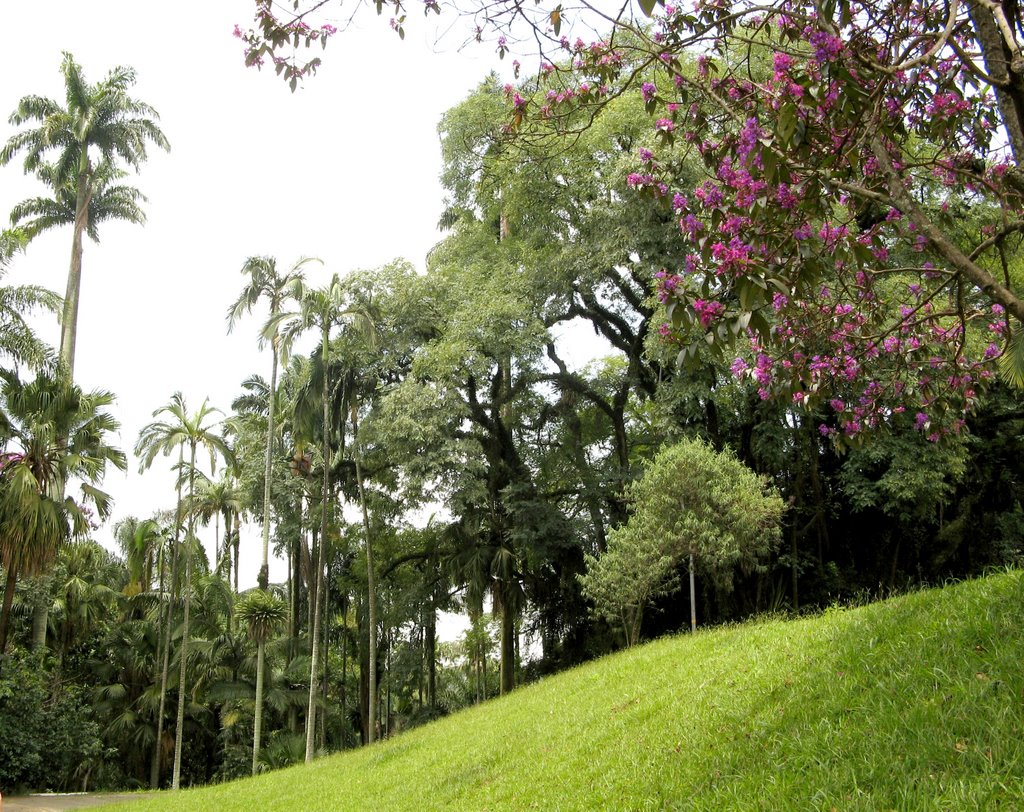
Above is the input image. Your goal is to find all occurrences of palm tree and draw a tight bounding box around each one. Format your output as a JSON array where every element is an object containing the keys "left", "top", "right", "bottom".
[
  {"left": 135, "top": 393, "right": 233, "bottom": 790},
  {"left": 0, "top": 228, "right": 60, "bottom": 370},
  {"left": 227, "top": 256, "right": 315, "bottom": 591},
  {"left": 51, "top": 540, "right": 119, "bottom": 662},
  {"left": 114, "top": 516, "right": 166, "bottom": 598},
  {"left": 193, "top": 474, "right": 245, "bottom": 583},
  {"left": 235, "top": 588, "right": 287, "bottom": 775},
  {"left": 10, "top": 160, "right": 147, "bottom": 243},
  {"left": 275, "top": 272, "right": 372, "bottom": 760},
  {"left": 0, "top": 368, "right": 125, "bottom": 662},
  {"left": 0, "top": 51, "right": 169, "bottom": 375}
]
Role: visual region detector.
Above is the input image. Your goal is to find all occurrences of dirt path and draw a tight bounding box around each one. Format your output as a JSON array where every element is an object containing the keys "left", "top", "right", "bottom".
[{"left": 2, "top": 793, "right": 151, "bottom": 811}]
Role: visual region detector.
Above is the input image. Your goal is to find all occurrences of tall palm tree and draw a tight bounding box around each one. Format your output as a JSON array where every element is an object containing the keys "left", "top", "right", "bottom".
[
  {"left": 235, "top": 588, "right": 287, "bottom": 775},
  {"left": 0, "top": 51, "right": 169, "bottom": 375},
  {"left": 275, "top": 272, "right": 372, "bottom": 760},
  {"left": 0, "top": 368, "right": 125, "bottom": 662},
  {"left": 135, "top": 393, "right": 233, "bottom": 790},
  {"left": 228, "top": 256, "right": 315, "bottom": 591}
]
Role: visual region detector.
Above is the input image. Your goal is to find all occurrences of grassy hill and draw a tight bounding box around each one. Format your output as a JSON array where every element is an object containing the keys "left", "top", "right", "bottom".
[{"left": 102, "top": 570, "right": 1024, "bottom": 811}]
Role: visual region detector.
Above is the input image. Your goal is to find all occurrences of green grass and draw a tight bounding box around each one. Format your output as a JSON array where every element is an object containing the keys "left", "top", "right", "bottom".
[{"left": 102, "top": 571, "right": 1024, "bottom": 810}]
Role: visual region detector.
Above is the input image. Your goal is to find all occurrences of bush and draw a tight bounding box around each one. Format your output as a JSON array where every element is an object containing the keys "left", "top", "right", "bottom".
[{"left": 0, "top": 652, "right": 103, "bottom": 793}]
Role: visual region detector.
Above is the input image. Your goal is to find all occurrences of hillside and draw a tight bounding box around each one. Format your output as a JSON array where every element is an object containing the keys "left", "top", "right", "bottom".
[{"left": 101, "top": 571, "right": 1024, "bottom": 810}]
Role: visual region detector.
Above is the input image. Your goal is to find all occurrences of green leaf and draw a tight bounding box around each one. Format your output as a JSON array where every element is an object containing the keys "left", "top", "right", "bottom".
[
  {"left": 999, "top": 327, "right": 1024, "bottom": 388},
  {"left": 638, "top": 0, "right": 659, "bottom": 17},
  {"left": 778, "top": 104, "right": 796, "bottom": 146}
]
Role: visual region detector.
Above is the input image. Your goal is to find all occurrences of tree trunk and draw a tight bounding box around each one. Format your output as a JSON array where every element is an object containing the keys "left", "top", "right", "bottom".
[
  {"left": 967, "top": 0, "right": 1024, "bottom": 164},
  {"left": 288, "top": 501, "right": 301, "bottom": 736},
  {"left": 499, "top": 597, "right": 515, "bottom": 696},
  {"left": 259, "top": 345, "right": 279, "bottom": 591},
  {"left": 305, "top": 326, "right": 330, "bottom": 764},
  {"left": 30, "top": 579, "right": 49, "bottom": 651},
  {"left": 319, "top": 570, "right": 330, "bottom": 750},
  {"left": 689, "top": 553, "right": 697, "bottom": 633},
  {"left": 60, "top": 169, "right": 90, "bottom": 374},
  {"left": 352, "top": 412, "right": 376, "bottom": 744},
  {"left": 425, "top": 606, "right": 436, "bottom": 710},
  {"left": 251, "top": 640, "right": 265, "bottom": 776},
  {"left": 0, "top": 562, "right": 19, "bottom": 666},
  {"left": 172, "top": 442, "right": 198, "bottom": 790},
  {"left": 340, "top": 604, "right": 348, "bottom": 728},
  {"left": 152, "top": 447, "right": 184, "bottom": 789}
]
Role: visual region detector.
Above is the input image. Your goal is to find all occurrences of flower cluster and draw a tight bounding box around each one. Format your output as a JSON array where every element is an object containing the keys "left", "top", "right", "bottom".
[{"left": 482, "top": 0, "right": 1017, "bottom": 442}]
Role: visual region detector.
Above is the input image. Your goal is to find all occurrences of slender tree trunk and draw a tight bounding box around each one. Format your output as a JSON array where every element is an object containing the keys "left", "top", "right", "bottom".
[
  {"left": 149, "top": 540, "right": 166, "bottom": 789},
  {"left": 320, "top": 568, "right": 330, "bottom": 750},
  {"left": 0, "top": 563, "right": 19, "bottom": 667},
  {"left": 340, "top": 603, "right": 348, "bottom": 728},
  {"left": 259, "top": 345, "right": 279, "bottom": 591},
  {"left": 172, "top": 443, "right": 198, "bottom": 790},
  {"left": 223, "top": 512, "right": 234, "bottom": 605},
  {"left": 251, "top": 640, "right": 266, "bottom": 776},
  {"left": 417, "top": 621, "right": 424, "bottom": 708},
  {"left": 385, "top": 632, "right": 391, "bottom": 739},
  {"left": 214, "top": 512, "right": 221, "bottom": 577},
  {"left": 351, "top": 408, "right": 377, "bottom": 743},
  {"left": 305, "top": 326, "right": 330, "bottom": 764},
  {"left": 153, "top": 447, "right": 185, "bottom": 789},
  {"left": 60, "top": 169, "right": 90, "bottom": 374},
  {"left": 481, "top": 639, "right": 487, "bottom": 701},
  {"left": 308, "top": 529, "right": 317, "bottom": 655},
  {"left": 288, "top": 499, "right": 301, "bottom": 735},
  {"left": 689, "top": 553, "right": 697, "bottom": 633},
  {"left": 30, "top": 578, "right": 49, "bottom": 651},
  {"left": 791, "top": 523, "right": 800, "bottom": 612},
  {"left": 425, "top": 605, "right": 436, "bottom": 711}
]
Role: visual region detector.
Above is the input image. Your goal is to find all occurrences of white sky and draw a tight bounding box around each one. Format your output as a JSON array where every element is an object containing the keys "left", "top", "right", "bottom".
[{"left": 0, "top": 1, "right": 506, "bottom": 589}]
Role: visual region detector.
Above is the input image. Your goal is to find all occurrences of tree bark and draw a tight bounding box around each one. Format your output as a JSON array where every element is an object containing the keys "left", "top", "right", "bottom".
[
  {"left": 499, "top": 593, "right": 515, "bottom": 695},
  {"left": 352, "top": 410, "right": 377, "bottom": 744},
  {"left": 30, "top": 579, "right": 49, "bottom": 651},
  {"left": 60, "top": 169, "right": 90, "bottom": 374},
  {"left": 968, "top": 0, "right": 1024, "bottom": 164},
  {"left": 152, "top": 447, "right": 184, "bottom": 789},
  {"left": 172, "top": 442, "right": 198, "bottom": 790},
  {"left": 305, "top": 325, "right": 330, "bottom": 764},
  {"left": 425, "top": 606, "right": 436, "bottom": 711},
  {"left": 0, "top": 563, "right": 19, "bottom": 667},
  {"left": 251, "top": 640, "right": 266, "bottom": 775},
  {"left": 259, "top": 344, "right": 279, "bottom": 591}
]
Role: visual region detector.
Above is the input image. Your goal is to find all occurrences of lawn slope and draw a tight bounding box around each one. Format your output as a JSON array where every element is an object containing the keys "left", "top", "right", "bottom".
[{"left": 103, "top": 571, "right": 1024, "bottom": 811}]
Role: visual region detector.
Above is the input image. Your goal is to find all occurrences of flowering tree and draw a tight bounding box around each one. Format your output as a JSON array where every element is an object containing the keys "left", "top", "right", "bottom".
[
  {"left": 510, "top": 0, "right": 1024, "bottom": 441},
  {"left": 240, "top": 0, "right": 1024, "bottom": 440}
]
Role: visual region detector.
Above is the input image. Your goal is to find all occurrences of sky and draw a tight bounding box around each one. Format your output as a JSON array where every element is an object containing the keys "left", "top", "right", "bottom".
[{"left": 0, "top": 1, "right": 509, "bottom": 589}]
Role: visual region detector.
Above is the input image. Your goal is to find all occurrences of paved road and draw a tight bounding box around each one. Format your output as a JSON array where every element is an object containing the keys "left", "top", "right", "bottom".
[{"left": 3, "top": 793, "right": 151, "bottom": 811}]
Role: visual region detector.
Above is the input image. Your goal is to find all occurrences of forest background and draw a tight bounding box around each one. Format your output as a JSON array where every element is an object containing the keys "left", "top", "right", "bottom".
[{"left": 1, "top": 0, "right": 1022, "bottom": 796}]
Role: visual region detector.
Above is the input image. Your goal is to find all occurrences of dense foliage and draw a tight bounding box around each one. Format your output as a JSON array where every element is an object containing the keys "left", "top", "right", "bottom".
[{"left": 2, "top": 24, "right": 1024, "bottom": 795}]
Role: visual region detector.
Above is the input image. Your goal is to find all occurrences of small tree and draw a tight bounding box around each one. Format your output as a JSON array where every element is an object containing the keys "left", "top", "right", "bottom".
[
  {"left": 581, "top": 438, "right": 784, "bottom": 646},
  {"left": 235, "top": 588, "right": 287, "bottom": 776}
]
